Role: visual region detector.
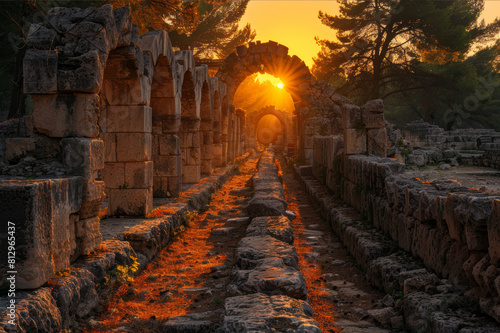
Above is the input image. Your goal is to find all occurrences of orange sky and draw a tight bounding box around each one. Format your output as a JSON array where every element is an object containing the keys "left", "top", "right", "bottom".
[{"left": 240, "top": 0, "right": 500, "bottom": 69}]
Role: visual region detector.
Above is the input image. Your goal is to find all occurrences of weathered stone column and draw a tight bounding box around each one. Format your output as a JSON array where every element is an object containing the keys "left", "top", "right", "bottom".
[
  {"left": 179, "top": 116, "right": 201, "bottom": 183},
  {"left": 102, "top": 105, "right": 153, "bottom": 216},
  {"left": 227, "top": 110, "right": 235, "bottom": 162},
  {"left": 200, "top": 116, "right": 213, "bottom": 175},
  {"left": 152, "top": 115, "right": 182, "bottom": 197},
  {"left": 221, "top": 107, "right": 229, "bottom": 165}
]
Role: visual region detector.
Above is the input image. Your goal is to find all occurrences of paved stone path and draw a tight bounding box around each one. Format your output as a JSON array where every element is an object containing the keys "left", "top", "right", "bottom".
[{"left": 82, "top": 151, "right": 396, "bottom": 332}]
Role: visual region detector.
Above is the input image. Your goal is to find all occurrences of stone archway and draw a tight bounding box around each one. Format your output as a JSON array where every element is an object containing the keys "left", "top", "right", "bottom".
[
  {"left": 216, "top": 41, "right": 311, "bottom": 105},
  {"left": 217, "top": 40, "right": 386, "bottom": 163},
  {"left": 246, "top": 106, "right": 293, "bottom": 151}
]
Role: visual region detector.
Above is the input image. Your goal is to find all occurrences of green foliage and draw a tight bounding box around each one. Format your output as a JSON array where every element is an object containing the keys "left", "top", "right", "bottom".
[
  {"left": 181, "top": 210, "right": 197, "bottom": 227},
  {"left": 169, "top": 0, "right": 255, "bottom": 59},
  {"left": 101, "top": 256, "right": 141, "bottom": 288},
  {"left": 313, "top": 0, "right": 500, "bottom": 130}
]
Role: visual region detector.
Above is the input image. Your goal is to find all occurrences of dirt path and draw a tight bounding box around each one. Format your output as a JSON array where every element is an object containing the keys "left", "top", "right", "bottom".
[{"left": 278, "top": 157, "right": 390, "bottom": 333}]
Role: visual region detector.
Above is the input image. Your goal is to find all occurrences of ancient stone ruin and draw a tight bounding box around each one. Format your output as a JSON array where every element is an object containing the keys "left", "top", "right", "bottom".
[{"left": 0, "top": 4, "right": 499, "bottom": 333}]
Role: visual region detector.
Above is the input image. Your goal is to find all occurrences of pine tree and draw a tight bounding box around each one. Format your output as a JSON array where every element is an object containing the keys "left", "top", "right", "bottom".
[
  {"left": 168, "top": 0, "right": 255, "bottom": 59},
  {"left": 313, "top": 0, "right": 500, "bottom": 102}
]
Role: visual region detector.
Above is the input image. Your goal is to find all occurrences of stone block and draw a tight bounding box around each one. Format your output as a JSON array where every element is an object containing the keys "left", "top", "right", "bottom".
[
  {"left": 103, "top": 53, "right": 141, "bottom": 80},
  {"left": 179, "top": 131, "right": 192, "bottom": 148},
  {"left": 182, "top": 165, "right": 201, "bottom": 184},
  {"left": 213, "top": 143, "right": 223, "bottom": 167},
  {"left": 62, "top": 138, "right": 104, "bottom": 178},
  {"left": 367, "top": 128, "right": 387, "bottom": 157},
  {"left": 125, "top": 161, "right": 153, "bottom": 189},
  {"left": 32, "top": 94, "right": 99, "bottom": 138},
  {"left": 75, "top": 216, "right": 102, "bottom": 255},
  {"left": 102, "top": 76, "right": 149, "bottom": 106},
  {"left": 185, "top": 147, "right": 200, "bottom": 165},
  {"left": 341, "top": 104, "right": 362, "bottom": 129},
  {"left": 5, "top": 138, "right": 36, "bottom": 162},
  {"left": 109, "top": 187, "right": 153, "bottom": 216},
  {"left": 201, "top": 159, "right": 212, "bottom": 175},
  {"left": 159, "top": 134, "right": 180, "bottom": 155},
  {"left": 276, "top": 44, "right": 289, "bottom": 57},
  {"left": 168, "top": 175, "right": 181, "bottom": 197},
  {"left": 116, "top": 133, "right": 151, "bottom": 162},
  {"left": 102, "top": 162, "right": 125, "bottom": 189},
  {"left": 23, "top": 49, "right": 57, "bottom": 94},
  {"left": 361, "top": 100, "right": 385, "bottom": 129},
  {"left": 102, "top": 133, "right": 117, "bottom": 162},
  {"left": 50, "top": 177, "right": 83, "bottom": 271},
  {"left": 201, "top": 144, "right": 213, "bottom": 158},
  {"left": 152, "top": 134, "right": 159, "bottom": 156},
  {"left": 82, "top": 180, "right": 106, "bottom": 208},
  {"left": 192, "top": 132, "right": 201, "bottom": 148},
  {"left": 153, "top": 155, "right": 180, "bottom": 177},
  {"left": 106, "top": 106, "right": 152, "bottom": 133},
  {"left": 58, "top": 50, "right": 104, "bottom": 93},
  {"left": 153, "top": 176, "right": 169, "bottom": 197},
  {"left": 465, "top": 223, "right": 489, "bottom": 252},
  {"left": 344, "top": 128, "right": 366, "bottom": 155},
  {"left": 0, "top": 180, "right": 55, "bottom": 289},
  {"left": 488, "top": 200, "right": 500, "bottom": 264}
]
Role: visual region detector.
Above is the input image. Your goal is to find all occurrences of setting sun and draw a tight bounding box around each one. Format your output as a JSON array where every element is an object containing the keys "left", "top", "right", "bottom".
[{"left": 277, "top": 82, "right": 284, "bottom": 89}]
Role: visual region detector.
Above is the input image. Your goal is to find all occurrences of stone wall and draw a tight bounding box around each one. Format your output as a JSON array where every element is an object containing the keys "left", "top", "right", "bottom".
[
  {"left": 403, "top": 120, "right": 500, "bottom": 169},
  {"left": 0, "top": 4, "right": 247, "bottom": 290},
  {"left": 311, "top": 140, "right": 500, "bottom": 323}
]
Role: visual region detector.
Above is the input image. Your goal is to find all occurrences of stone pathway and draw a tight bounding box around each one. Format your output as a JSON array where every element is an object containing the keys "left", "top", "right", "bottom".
[{"left": 80, "top": 150, "right": 400, "bottom": 333}]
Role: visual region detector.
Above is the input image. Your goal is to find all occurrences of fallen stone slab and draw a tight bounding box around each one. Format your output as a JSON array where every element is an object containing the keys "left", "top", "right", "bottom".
[
  {"left": 162, "top": 310, "right": 222, "bottom": 333},
  {"left": 236, "top": 235, "right": 299, "bottom": 270},
  {"left": 246, "top": 215, "right": 294, "bottom": 244},
  {"left": 247, "top": 196, "right": 287, "bottom": 217},
  {"left": 216, "top": 293, "right": 321, "bottom": 333},
  {"left": 228, "top": 257, "right": 307, "bottom": 300}
]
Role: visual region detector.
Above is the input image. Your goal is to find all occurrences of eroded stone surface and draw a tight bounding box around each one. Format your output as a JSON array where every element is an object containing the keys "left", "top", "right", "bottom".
[{"left": 217, "top": 293, "right": 321, "bottom": 333}]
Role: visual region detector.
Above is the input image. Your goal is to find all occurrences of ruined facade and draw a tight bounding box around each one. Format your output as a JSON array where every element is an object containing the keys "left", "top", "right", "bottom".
[{"left": 0, "top": 4, "right": 387, "bottom": 291}]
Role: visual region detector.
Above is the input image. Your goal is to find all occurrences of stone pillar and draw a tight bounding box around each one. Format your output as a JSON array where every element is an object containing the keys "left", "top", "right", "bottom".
[
  {"left": 221, "top": 109, "right": 229, "bottom": 165},
  {"left": 213, "top": 131, "right": 223, "bottom": 167},
  {"left": 200, "top": 117, "right": 213, "bottom": 175},
  {"left": 236, "top": 116, "right": 241, "bottom": 157},
  {"left": 227, "top": 111, "right": 235, "bottom": 162},
  {"left": 102, "top": 105, "right": 153, "bottom": 216},
  {"left": 179, "top": 116, "right": 201, "bottom": 183},
  {"left": 361, "top": 99, "right": 387, "bottom": 158},
  {"left": 152, "top": 115, "right": 181, "bottom": 197}
]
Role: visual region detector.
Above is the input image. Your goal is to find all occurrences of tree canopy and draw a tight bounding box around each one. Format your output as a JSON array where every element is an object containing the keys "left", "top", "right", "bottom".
[
  {"left": 108, "top": 0, "right": 255, "bottom": 59},
  {"left": 313, "top": 0, "right": 500, "bottom": 130},
  {"left": 168, "top": 0, "right": 255, "bottom": 59}
]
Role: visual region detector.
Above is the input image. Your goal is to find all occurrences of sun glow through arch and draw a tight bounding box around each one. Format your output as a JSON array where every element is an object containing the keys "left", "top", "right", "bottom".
[{"left": 277, "top": 82, "right": 284, "bottom": 89}]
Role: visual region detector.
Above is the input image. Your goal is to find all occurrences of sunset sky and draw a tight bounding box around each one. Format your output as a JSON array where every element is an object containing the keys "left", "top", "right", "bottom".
[{"left": 240, "top": 0, "right": 500, "bottom": 68}]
